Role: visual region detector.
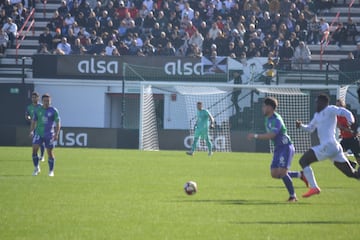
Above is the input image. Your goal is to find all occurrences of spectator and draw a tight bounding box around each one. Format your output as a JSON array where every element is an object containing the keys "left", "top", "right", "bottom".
[
  {"left": 247, "top": 42, "right": 258, "bottom": 58},
  {"left": 224, "top": 41, "right": 237, "bottom": 57},
  {"left": 319, "top": 18, "right": 329, "bottom": 42},
  {"left": 162, "top": 41, "right": 176, "bottom": 56},
  {"left": 258, "top": 40, "right": 270, "bottom": 57},
  {"left": 0, "top": 28, "right": 8, "bottom": 55},
  {"left": 141, "top": 38, "right": 155, "bottom": 55},
  {"left": 2, "top": 17, "right": 17, "bottom": 47},
  {"left": 86, "top": 11, "right": 97, "bottom": 32},
  {"left": 308, "top": 16, "right": 320, "bottom": 44},
  {"left": 47, "top": 11, "right": 63, "bottom": 32},
  {"left": 279, "top": 40, "right": 294, "bottom": 70},
  {"left": 332, "top": 23, "right": 347, "bottom": 48},
  {"left": 105, "top": 40, "right": 116, "bottom": 55},
  {"left": 292, "top": 41, "right": 311, "bottom": 69},
  {"left": 112, "top": 47, "right": 120, "bottom": 56},
  {"left": 76, "top": 12, "right": 87, "bottom": 28},
  {"left": 52, "top": 28, "right": 63, "bottom": 50},
  {"left": 98, "top": 10, "right": 111, "bottom": 31},
  {"left": 128, "top": 39, "right": 140, "bottom": 55},
  {"left": 188, "top": 30, "right": 203, "bottom": 51},
  {"left": 289, "top": 32, "right": 300, "bottom": 48},
  {"left": 181, "top": 2, "right": 194, "bottom": 20},
  {"left": 38, "top": 27, "right": 53, "bottom": 51},
  {"left": 64, "top": 13, "right": 75, "bottom": 28},
  {"left": 0, "top": 9, "right": 7, "bottom": 27},
  {"left": 79, "top": 1, "right": 92, "bottom": 18},
  {"left": 56, "top": 37, "right": 71, "bottom": 55},
  {"left": 38, "top": 45, "right": 51, "bottom": 54},
  {"left": 71, "top": 38, "right": 83, "bottom": 54},
  {"left": 69, "top": 1, "right": 81, "bottom": 18},
  {"left": 352, "top": 42, "right": 360, "bottom": 59},
  {"left": 346, "top": 18, "right": 359, "bottom": 44},
  {"left": 208, "top": 22, "right": 221, "bottom": 40},
  {"left": 58, "top": 1, "right": 69, "bottom": 18}
]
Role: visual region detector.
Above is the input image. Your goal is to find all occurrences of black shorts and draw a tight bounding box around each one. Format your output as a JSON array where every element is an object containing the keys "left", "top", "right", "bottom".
[{"left": 340, "top": 137, "right": 360, "bottom": 158}]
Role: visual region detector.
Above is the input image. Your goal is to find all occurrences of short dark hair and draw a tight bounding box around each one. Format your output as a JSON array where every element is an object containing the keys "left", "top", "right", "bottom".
[
  {"left": 197, "top": 102, "right": 202, "bottom": 105},
  {"left": 31, "top": 91, "right": 39, "bottom": 97},
  {"left": 42, "top": 93, "right": 50, "bottom": 99},
  {"left": 317, "top": 94, "right": 329, "bottom": 105},
  {"left": 264, "top": 97, "right": 278, "bottom": 110}
]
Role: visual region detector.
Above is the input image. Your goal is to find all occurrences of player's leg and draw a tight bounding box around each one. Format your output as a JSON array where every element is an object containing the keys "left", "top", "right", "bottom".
[
  {"left": 31, "top": 134, "right": 43, "bottom": 176},
  {"left": 271, "top": 145, "right": 297, "bottom": 202},
  {"left": 331, "top": 147, "right": 360, "bottom": 179},
  {"left": 204, "top": 131, "right": 213, "bottom": 156},
  {"left": 348, "top": 137, "right": 360, "bottom": 166},
  {"left": 40, "top": 142, "right": 45, "bottom": 162},
  {"left": 187, "top": 130, "right": 200, "bottom": 155},
  {"left": 32, "top": 144, "right": 40, "bottom": 175},
  {"left": 45, "top": 137, "right": 56, "bottom": 176},
  {"left": 340, "top": 138, "right": 357, "bottom": 169},
  {"left": 299, "top": 148, "right": 321, "bottom": 197}
]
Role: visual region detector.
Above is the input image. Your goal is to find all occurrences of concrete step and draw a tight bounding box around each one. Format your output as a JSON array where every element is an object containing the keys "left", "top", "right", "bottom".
[
  {"left": 0, "top": 57, "right": 32, "bottom": 65},
  {"left": 36, "top": 3, "right": 59, "bottom": 11},
  {"left": 308, "top": 44, "right": 356, "bottom": 52},
  {"left": 4, "top": 49, "right": 37, "bottom": 56}
]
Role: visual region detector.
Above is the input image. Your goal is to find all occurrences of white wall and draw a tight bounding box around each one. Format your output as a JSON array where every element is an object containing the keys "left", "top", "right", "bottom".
[{"left": 35, "top": 82, "right": 108, "bottom": 127}]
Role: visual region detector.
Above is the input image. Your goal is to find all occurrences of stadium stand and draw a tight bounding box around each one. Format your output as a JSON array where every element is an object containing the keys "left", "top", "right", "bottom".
[{"left": 0, "top": 0, "right": 359, "bottom": 80}]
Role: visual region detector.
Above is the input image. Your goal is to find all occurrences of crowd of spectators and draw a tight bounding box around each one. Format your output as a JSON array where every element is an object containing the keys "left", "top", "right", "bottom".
[
  {"left": 0, "top": 0, "right": 31, "bottom": 54},
  {"left": 0, "top": 0, "right": 360, "bottom": 66}
]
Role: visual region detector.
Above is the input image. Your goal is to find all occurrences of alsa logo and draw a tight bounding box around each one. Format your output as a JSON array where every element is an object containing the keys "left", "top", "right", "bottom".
[
  {"left": 77, "top": 58, "right": 118, "bottom": 74},
  {"left": 58, "top": 130, "right": 88, "bottom": 147},
  {"left": 164, "top": 60, "right": 202, "bottom": 75}
]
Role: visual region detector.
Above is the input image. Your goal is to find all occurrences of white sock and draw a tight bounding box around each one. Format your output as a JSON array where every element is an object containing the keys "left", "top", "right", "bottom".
[{"left": 303, "top": 166, "right": 319, "bottom": 188}]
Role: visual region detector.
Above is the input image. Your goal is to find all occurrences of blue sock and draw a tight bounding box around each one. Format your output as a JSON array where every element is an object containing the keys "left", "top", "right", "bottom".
[
  {"left": 48, "top": 158, "right": 55, "bottom": 172},
  {"left": 288, "top": 171, "right": 300, "bottom": 178},
  {"left": 40, "top": 144, "right": 45, "bottom": 157},
  {"left": 32, "top": 155, "right": 39, "bottom": 167},
  {"left": 282, "top": 174, "right": 295, "bottom": 197}
]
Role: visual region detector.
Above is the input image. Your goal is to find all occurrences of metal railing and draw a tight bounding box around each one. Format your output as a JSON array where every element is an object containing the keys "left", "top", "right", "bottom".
[
  {"left": 320, "top": 11, "right": 340, "bottom": 70},
  {"left": 15, "top": 8, "right": 35, "bottom": 63}
]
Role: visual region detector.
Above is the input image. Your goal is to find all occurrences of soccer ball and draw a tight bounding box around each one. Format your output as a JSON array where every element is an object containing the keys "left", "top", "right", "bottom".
[{"left": 184, "top": 181, "right": 197, "bottom": 195}]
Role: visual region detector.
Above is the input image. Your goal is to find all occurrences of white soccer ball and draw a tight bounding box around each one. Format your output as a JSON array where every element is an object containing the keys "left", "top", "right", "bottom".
[{"left": 184, "top": 181, "right": 197, "bottom": 195}]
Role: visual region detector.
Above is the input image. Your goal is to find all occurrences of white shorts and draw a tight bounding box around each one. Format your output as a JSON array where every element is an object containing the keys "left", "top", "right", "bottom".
[{"left": 311, "top": 141, "right": 348, "bottom": 163}]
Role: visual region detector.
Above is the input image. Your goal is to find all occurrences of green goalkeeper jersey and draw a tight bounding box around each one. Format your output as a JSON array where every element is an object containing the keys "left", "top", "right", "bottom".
[{"left": 196, "top": 109, "right": 212, "bottom": 130}]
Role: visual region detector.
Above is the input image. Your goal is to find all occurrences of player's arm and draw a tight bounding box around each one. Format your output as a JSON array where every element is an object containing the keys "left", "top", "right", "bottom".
[
  {"left": 247, "top": 132, "right": 276, "bottom": 140},
  {"left": 29, "top": 120, "right": 37, "bottom": 137},
  {"left": 207, "top": 110, "right": 215, "bottom": 128},
  {"left": 53, "top": 110, "right": 61, "bottom": 141},
  {"left": 248, "top": 119, "right": 279, "bottom": 140},
  {"left": 25, "top": 107, "right": 31, "bottom": 122},
  {"left": 296, "top": 117, "right": 316, "bottom": 133}
]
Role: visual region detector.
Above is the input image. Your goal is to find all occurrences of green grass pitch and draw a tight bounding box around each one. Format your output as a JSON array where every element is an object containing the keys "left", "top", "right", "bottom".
[{"left": 0, "top": 147, "right": 359, "bottom": 240}]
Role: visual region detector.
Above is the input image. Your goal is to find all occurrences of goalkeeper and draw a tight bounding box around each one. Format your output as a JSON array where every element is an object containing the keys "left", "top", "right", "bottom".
[{"left": 187, "top": 102, "right": 215, "bottom": 156}]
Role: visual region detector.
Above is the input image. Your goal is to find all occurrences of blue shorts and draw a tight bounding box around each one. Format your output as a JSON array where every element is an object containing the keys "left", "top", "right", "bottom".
[
  {"left": 32, "top": 134, "right": 55, "bottom": 149},
  {"left": 271, "top": 144, "right": 295, "bottom": 169}
]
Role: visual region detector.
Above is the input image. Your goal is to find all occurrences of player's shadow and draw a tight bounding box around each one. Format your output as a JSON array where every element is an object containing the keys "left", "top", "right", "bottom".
[
  {"left": 173, "top": 199, "right": 311, "bottom": 205},
  {"left": 231, "top": 220, "right": 360, "bottom": 225}
]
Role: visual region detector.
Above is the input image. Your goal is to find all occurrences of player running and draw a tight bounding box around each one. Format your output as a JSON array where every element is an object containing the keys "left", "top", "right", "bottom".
[
  {"left": 29, "top": 94, "right": 61, "bottom": 177},
  {"left": 296, "top": 94, "right": 360, "bottom": 198},
  {"left": 186, "top": 102, "right": 215, "bottom": 156},
  {"left": 248, "top": 97, "right": 308, "bottom": 202},
  {"left": 336, "top": 99, "right": 360, "bottom": 168},
  {"left": 25, "top": 92, "right": 45, "bottom": 162}
]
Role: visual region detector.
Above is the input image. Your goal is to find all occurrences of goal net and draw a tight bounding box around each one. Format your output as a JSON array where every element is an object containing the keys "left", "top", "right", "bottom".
[{"left": 139, "top": 82, "right": 345, "bottom": 153}]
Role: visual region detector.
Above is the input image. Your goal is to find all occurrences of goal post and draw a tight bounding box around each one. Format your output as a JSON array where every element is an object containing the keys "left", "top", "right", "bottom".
[{"left": 139, "top": 82, "right": 344, "bottom": 153}]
